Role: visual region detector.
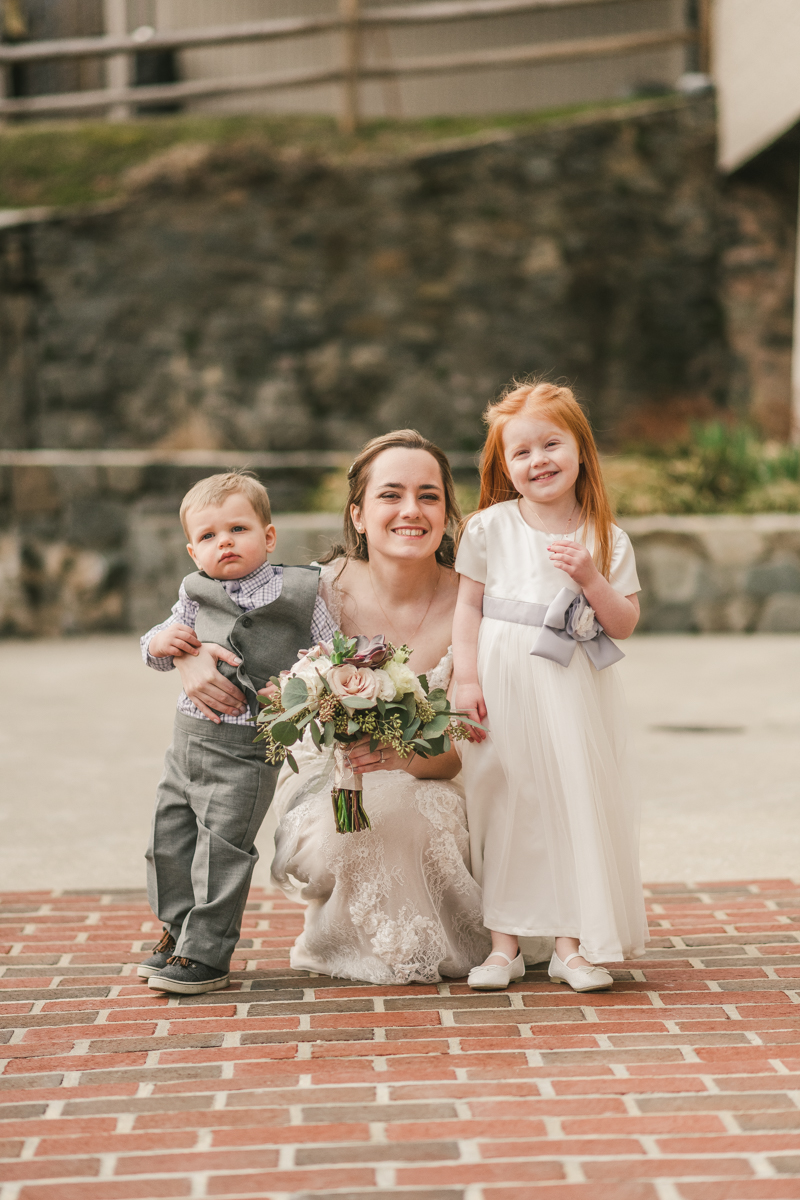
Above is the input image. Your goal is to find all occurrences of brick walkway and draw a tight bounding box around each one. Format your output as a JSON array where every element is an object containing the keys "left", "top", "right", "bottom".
[{"left": 1, "top": 883, "right": 800, "bottom": 1200}]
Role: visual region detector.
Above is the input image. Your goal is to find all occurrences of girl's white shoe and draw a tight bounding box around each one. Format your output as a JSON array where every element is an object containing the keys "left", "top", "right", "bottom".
[
  {"left": 468, "top": 949, "right": 525, "bottom": 990},
  {"left": 549, "top": 951, "right": 613, "bottom": 993}
]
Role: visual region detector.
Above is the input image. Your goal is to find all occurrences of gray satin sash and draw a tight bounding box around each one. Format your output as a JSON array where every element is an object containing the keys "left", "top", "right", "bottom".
[{"left": 482, "top": 588, "right": 624, "bottom": 671}]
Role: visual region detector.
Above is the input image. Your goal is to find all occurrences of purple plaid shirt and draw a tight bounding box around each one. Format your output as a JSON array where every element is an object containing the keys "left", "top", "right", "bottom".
[{"left": 141, "top": 561, "right": 336, "bottom": 724}]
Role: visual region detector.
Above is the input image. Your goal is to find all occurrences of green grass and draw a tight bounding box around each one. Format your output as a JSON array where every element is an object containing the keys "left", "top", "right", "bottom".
[{"left": 0, "top": 94, "right": 674, "bottom": 210}]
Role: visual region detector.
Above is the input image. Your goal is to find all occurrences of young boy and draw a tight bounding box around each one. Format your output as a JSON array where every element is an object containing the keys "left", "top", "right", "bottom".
[{"left": 139, "top": 471, "right": 336, "bottom": 995}]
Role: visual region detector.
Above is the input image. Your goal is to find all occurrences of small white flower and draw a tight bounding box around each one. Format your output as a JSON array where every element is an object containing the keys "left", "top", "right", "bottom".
[
  {"left": 572, "top": 603, "right": 597, "bottom": 639},
  {"left": 373, "top": 668, "right": 397, "bottom": 701},
  {"left": 283, "top": 654, "right": 331, "bottom": 698},
  {"left": 385, "top": 659, "right": 424, "bottom": 700}
]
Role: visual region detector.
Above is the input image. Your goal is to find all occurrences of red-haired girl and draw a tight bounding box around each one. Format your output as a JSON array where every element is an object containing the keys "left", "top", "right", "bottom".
[{"left": 453, "top": 380, "right": 649, "bottom": 992}]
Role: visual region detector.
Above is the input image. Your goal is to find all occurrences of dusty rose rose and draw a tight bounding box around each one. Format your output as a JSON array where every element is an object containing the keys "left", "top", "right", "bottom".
[{"left": 327, "top": 664, "right": 381, "bottom": 703}]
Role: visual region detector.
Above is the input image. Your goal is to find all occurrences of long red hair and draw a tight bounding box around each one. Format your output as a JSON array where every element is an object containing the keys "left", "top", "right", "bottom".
[{"left": 476, "top": 380, "right": 615, "bottom": 579}]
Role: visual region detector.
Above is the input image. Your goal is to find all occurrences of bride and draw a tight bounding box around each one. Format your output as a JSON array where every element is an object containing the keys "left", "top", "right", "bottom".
[{"left": 269, "top": 430, "right": 492, "bottom": 985}]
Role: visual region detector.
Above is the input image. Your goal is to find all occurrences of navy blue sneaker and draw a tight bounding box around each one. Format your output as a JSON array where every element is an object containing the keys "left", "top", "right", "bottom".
[
  {"left": 148, "top": 956, "right": 230, "bottom": 995},
  {"left": 137, "top": 928, "right": 176, "bottom": 979}
]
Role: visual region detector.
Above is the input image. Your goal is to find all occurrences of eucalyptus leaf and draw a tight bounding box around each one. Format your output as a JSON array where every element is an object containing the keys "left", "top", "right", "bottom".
[
  {"left": 402, "top": 716, "right": 421, "bottom": 742},
  {"left": 271, "top": 721, "right": 300, "bottom": 747},
  {"left": 346, "top": 719, "right": 360, "bottom": 735},
  {"left": 265, "top": 700, "right": 308, "bottom": 725},
  {"left": 418, "top": 673, "right": 429, "bottom": 694},
  {"left": 286, "top": 752, "right": 299, "bottom": 774},
  {"left": 422, "top": 713, "right": 450, "bottom": 737},
  {"left": 340, "top": 697, "right": 375, "bottom": 709},
  {"left": 323, "top": 720, "right": 335, "bottom": 747},
  {"left": 309, "top": 719, "right": 322, "bottom": 748},
  {"left": 454, "top": 714, "right": 488, "bottom": 730},
  {"left": 281, "top": 677, "right": 309, "bottom": 708}
]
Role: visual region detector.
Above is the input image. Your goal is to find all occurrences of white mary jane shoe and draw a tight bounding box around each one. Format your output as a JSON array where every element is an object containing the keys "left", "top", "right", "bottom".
[
  {"left": 468, "top": 950, "right": 525, "bottom": 990},
  {"left": 549, "top": 951, "right": 613, "bottom": 993}
]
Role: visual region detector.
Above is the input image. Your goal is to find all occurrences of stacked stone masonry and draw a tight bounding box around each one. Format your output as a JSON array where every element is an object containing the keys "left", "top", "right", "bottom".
[
  {"left": 1, "top": 881, "right": 800, "bottom": 1198},
  {"left": 2, "top": 482, "right": 800, "bottom": 636},
  {"left": 1, "top": 95, "right": 798, "bottom": 457}
]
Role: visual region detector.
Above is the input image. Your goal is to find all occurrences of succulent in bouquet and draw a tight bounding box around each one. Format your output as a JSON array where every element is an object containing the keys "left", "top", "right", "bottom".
[{"left": 255, "top": 631, "right": 482, "bottom": 833}]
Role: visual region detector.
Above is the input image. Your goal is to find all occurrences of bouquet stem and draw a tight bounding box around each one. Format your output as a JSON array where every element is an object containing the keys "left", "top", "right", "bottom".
[
  {"left": 332, "top": 745, "right": 369, "bottom": 834},
  {"left": 332, "top": 787, "right": 371, "bottom": 833}
]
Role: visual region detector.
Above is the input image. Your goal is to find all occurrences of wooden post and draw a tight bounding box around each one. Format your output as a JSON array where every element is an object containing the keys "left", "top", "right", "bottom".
[
  {"left": 104, "top": 0, "right": 130, "bottom": 120},
  {"left": 697, "top": 0, "right": 712, "bottom": 75},
  {"left": 339, "top": 0, "right": 360, "bottom": 135},
  {"left": 792, "top": 173, "right": 800, "bottom": 443}
]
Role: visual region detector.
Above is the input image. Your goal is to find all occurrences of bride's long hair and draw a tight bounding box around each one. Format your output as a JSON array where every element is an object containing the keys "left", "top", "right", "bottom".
[{"left": 319, "top": 429, "right": 462, "bottom": 568}]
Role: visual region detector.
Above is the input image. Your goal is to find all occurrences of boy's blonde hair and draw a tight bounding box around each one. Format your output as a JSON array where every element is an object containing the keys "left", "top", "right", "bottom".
[{"left": 180, "top": 471, "right": 272, "bottom": 538}]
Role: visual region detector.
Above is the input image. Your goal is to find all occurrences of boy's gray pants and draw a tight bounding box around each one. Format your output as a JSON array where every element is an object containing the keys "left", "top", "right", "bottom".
[{"left": 146, "top": 712, "right": 279, "bottom": 971}]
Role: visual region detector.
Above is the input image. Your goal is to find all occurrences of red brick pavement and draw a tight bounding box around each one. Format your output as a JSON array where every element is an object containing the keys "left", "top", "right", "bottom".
[{"left": 1, "top": 882, "right": 800, "bottom": 1199}]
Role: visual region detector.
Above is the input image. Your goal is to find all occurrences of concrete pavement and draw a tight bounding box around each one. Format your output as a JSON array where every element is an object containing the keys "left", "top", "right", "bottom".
[{"left": 0, "top": 634, "right": 798, "bottom": 890}]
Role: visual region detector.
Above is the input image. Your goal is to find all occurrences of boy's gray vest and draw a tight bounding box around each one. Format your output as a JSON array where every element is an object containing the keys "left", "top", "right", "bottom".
[{"left": 183, "top": 566, "right": 321, "bottom": 717}]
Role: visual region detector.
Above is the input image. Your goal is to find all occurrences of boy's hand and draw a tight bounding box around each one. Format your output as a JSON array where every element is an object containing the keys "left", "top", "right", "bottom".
[
  {"left": 548, "top": 540, "right": 601, "bottom": 589},
  {"left": 174, "top": 644, "right": 247, "bottom": 723},
  {"left": 149, "top": 624, "right": 202, "bottom": 659},
  {"left": 455, "top": 682, "right": 488, "bottom": 742},
  {"left": 257, "top": 682, "right": 279, "bottom": 700}
]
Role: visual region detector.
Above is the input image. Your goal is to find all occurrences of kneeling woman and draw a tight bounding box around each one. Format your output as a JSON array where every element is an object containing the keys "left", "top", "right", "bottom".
[{"left": 272, "top": 431, "right": 538, "bottom": 984}]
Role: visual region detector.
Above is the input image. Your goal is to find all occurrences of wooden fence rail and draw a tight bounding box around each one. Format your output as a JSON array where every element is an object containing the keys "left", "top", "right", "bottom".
[{"left": 0, "top": 0, "right": 700, "bottom": 130}]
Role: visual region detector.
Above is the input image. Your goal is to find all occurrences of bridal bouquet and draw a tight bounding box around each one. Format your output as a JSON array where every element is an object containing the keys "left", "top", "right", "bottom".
[{"left": 255, "top": 631, "right": 480, "bottom": 833}]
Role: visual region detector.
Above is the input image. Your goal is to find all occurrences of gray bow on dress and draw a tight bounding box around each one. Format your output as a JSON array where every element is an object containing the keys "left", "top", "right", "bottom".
[{"left": 532, "top": 587, "right": 624, "bottom": 670}]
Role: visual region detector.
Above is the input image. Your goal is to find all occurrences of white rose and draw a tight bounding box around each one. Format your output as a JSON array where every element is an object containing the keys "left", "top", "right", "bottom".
[
  {"left": 385, "top": 659, "right": 425, "bottom": 701},
  {"left": 282, "top": 654, "right": 331, "bottom": 699},
  {"left": 572, "top": 603, "right": 597, "bottom": 639},
  {"left": 328, "top": 664, "right": 381, "bottom": 703},
  {"left": 373, "top": 668, "right": 397, "bottom": 701}
]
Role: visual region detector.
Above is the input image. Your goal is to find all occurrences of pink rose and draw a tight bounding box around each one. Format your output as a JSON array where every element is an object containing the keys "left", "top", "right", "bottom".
[{"left": 327, "top": 664, "right": 381, "bottom": 703}]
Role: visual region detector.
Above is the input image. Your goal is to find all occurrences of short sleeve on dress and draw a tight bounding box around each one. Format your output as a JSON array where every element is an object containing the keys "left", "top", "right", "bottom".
[
  {"left": 609, "top": 527, "right": 640, "bottom": 596},
  {"left": 455, "top": 514, "right": 487, "bottom": 583}
]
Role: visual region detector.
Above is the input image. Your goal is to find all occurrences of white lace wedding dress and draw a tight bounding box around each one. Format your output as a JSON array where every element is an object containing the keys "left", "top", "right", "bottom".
[{"left": 269, "top": 561, "right": 492, "bottom": 985}]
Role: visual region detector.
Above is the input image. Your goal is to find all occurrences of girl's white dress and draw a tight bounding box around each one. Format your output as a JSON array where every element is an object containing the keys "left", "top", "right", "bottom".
[
  {"left": 456, "top": 500, "right": 649, "bottom": 964},
  {"left": 270, "top": 560, "right": 543, "bottom": 985}
]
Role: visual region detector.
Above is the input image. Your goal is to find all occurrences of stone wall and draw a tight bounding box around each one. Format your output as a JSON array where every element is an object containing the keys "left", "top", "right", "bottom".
[
  {"left": 1, "top": 455, "right": 799, "bottom": 637},
  {"left": 3, "top": 94, "right": 797, "bottom": 456}
]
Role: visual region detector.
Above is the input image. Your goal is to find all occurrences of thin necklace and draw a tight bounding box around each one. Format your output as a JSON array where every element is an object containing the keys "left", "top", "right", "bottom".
[
  {"left": 526, "top": 498, "right": 579, "bottom": 540},
  {"left": 368, "top": 563, "right": 442, "bottom": 646}
]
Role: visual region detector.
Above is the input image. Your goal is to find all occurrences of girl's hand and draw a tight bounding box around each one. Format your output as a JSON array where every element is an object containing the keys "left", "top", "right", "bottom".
[
  {"left": 455, "top": 682, "right": 488, "bottom": 742},
  {"left": 345, "top": 736, "right": 411, "bottom": 775},
  {"left": 174, "top": 643, "right": 248, "bottom": 723},
  {"left": 149, "top": 623, "right": 202, "bottom": 659},
  {"left": 548, "top": 539, "right": 600, "bottom": 589}
]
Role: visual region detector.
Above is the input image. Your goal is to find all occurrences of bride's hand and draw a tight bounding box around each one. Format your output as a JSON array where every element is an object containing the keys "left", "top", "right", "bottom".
[
  {"left": 346, "top": 736, "right": 412, "bottom": 775},
  {"left": 174, "top": 643, "right": 248, "bottom": 723}
]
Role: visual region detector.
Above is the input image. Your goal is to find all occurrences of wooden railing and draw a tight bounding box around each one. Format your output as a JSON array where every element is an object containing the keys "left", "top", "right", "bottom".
[
  {"left": 0, "top": 0, "right": 703, "bottom": 132},
  {"left": 0, "top": 448, "right": 480, "bottom": 470}
]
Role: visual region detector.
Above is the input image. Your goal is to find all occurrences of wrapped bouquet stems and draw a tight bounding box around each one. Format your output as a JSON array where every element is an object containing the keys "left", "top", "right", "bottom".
[{"left": 332, "top": 745, "right": 370, "bottom": 833}]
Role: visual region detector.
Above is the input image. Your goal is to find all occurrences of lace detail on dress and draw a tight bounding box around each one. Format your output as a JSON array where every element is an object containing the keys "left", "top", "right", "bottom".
[{"left": 319, "top": 561, "right": 346, "bottom": 630}]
